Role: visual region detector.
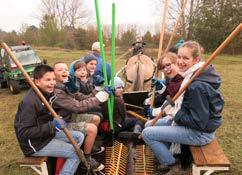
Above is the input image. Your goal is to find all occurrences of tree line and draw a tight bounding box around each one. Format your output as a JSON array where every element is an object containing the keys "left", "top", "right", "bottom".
[{"left": 0, "top": 0, "right": 241, "bottom": 54}]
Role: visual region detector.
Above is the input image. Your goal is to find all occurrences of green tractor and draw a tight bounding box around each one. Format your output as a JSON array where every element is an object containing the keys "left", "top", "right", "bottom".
[{"left": 0, "top": 45, "right": 46, "bottom": 94}]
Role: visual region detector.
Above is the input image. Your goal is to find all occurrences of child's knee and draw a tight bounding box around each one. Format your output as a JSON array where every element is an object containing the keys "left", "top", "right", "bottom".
[
  {"left": 91, "top": 115, "right": 100, "bottom": 125},
  {"left": 86, "top": 123, "right": 97, "bottom": 135}
]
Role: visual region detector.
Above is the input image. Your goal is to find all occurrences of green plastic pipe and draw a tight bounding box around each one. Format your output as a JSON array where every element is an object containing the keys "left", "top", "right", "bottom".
[
  {"left": 110, "top": 2, "right": 116, "bottom": 128},
  {"left": 94, "top": 0, "right": 114, "bottom": 130}
]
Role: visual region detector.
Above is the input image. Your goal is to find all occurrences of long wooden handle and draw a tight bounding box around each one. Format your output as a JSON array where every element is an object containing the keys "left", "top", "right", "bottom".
[
  {"left": 151, "top": 23, "right": 242, "bottom": 126},
  {"left": 164, "top": 0, "right": 189, "bottom": 53},
  {"left": 150, "top": 0, "right": 170, "bottom": 107},
  {"left": 125, "top": 103, "right": 144, "bottom": 110},
  {"left": 127, "top": 110, "right": 148, "bottom": 122},
  {"left": 1, "top": 42, "right": 92, "bottom": 172}
]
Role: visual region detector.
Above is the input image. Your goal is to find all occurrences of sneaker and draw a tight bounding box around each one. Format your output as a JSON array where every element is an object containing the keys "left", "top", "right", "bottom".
[
  {"left": 86, "top": 156, "right": 105, "bottom": 171},
  {"left": 165, "top": 164, "right": 182, "bottom": 175},
  {"left": 133, "top": 124, "right": 142, "bottom": 134},
  {"left": 157, "top": 162, "right": 181, "bottom": 174},
  {"left": 118, "top": 131, "right": 141, "bottom": 139},
  {"left": 91, "top": 145, "right": 105, "bottom": 155}
]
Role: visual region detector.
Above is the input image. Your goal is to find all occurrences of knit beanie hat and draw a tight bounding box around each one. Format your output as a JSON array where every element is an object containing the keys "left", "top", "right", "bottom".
[
  {"left": 114, "top": 77, "right": 124, "bottom": 89},
  {"left": 174, "top": 39, "right": 185, "bottom": 49},
  {"left": 91, "top": 42, "right": 105, "bottom": 51},
  {"left": 82, "top": 54, "right": 97, "bottom": 64}
]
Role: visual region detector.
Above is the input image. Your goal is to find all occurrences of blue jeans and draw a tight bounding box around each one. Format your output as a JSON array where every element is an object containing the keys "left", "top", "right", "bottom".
[
  {"left": 145, "top": 116, "right": 173, "bottom": 128},
  {"left": 142, "top": 117, "right": 214, "bottom": 165},
  {"left": 33, "top": 130, "right": 84, "bottom": 175}
]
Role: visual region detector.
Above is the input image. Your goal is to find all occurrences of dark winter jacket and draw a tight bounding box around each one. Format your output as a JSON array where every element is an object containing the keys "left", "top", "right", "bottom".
[
  {"left": 155, "top": 74, "right": 184, "bottom": 107},
  {"left": 174, "top": 64, "right": 223, "bottom": 133},
  {"left": 14, "top": 88, "right": 56, "bottom": 156},
  {"left": 76, "top": 78, "right": 94, "bottom": 95},
  {"left": 52, "top": 82, "right": 101, "bottom": 122}
]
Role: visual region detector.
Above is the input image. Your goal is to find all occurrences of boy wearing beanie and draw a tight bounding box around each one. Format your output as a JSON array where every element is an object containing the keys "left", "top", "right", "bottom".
[{"left": 103, "top": 77, "right": 144, "bottom": 137}]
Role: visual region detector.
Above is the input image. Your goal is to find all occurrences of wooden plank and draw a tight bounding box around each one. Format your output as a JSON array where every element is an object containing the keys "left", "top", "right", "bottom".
[
  {"left": 16, "top": 156, "right": 47, "bottom": 165},
  {"left": 190, "top": 145, "right": 206, "bottom": 166},
  {"left": 201, "top": 139, "right": 230, "bottom": 167}
]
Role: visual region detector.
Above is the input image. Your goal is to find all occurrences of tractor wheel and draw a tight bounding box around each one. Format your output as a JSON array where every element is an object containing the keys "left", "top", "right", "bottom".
[
  {"left": 9, "top": 80, "right": 21, "bottom": 94},
  {"left": 0, "top": 81, "right": 7, "bottom": 88}
]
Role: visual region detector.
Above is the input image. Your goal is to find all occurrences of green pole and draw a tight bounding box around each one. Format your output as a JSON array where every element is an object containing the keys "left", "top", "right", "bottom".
[
  {"left": 94, "top": 0, "right": 114, "bottom": 130},
  {"left": 110, "top": 2, "right": 116, "bottom": 126}
]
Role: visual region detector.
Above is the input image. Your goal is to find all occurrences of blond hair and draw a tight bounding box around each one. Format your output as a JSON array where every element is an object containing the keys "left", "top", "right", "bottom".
[
  {"left": 180, "top": 41, "right": 203, "bottom": 60},
  {"left": 157, "top": 52, "right": 178, "bottom": 70}
]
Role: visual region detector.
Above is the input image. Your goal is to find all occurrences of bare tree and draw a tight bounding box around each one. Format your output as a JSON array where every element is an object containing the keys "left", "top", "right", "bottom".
[
  {"left": 66, "top": 0, "right": 90, "bottom": 29},
  {"left": 56, "top": 0, "right": 69, "bottom": 29},
  {"left": 152, "top": 0, "right": 203, "bottom": 39},
  {"left": 39, "top": 0, "right": 90, "bottom": 29}
]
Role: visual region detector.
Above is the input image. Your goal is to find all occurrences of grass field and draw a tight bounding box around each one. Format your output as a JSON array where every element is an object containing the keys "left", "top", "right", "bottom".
[{"left": 0, "top": 47, "right": 241, "bottom": 175}]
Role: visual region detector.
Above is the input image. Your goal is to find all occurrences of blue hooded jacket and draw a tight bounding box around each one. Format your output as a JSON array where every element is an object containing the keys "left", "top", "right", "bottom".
[
  {"left": 93, "top": 53, "right": 111, "bottom": 82},
  {"left": 174, "top": 64, "right": 223, "bottom": 133}
]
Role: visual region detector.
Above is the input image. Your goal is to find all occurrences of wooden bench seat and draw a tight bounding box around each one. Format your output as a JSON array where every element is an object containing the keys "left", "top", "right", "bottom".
[
  {"left": 190, "top": 139, "right": 230, "bottom": 175},
  {"left": 16, "top": 156, "right": 48, "bottom": 175}
]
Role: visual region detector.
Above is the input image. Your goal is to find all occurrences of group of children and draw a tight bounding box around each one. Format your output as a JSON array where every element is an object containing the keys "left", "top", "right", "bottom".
[
  {"left": 14, "top": 40, "right": 224, "bottom": 175},
  {"left": 14, "top": 42, "right": 121, "bottom": 174}
]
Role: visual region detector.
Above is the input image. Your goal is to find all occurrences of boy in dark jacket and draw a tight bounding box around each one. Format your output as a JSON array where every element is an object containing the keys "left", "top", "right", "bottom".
[
  {"left": 102, "top": 77, "right": 144, "bottom": 137},
  {"left": 14, "top": 65, "right": 85, "bottom": 175}
]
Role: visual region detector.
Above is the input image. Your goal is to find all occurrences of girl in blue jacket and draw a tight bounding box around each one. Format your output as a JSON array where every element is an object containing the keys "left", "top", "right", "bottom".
[{"left": 142, "top": 41, "right": 223, "bottom": 173}]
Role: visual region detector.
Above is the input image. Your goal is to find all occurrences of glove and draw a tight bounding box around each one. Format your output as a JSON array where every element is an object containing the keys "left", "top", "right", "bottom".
[
  {"left": 103, "top": 86, "right": 115, "bottom": 95},
  {"left": 64, "top": 76, "right": 79, "bottom": 93},
  {"left": 143, "top": 104, "right": 150, "bottom": 116},
  {"left": 52, "top": 117, "right": 67, "bottom": 132},
  {"left": 95, "top": 91, "right": 109, "bottom": 102},
  {"left": 93, "top": 75, "right": 105, "bottom": 86},
  {"left": 146, "top": 107, "right": 162, "bottom": 119},
  {"left": 151, "top": 78, "right": 166, "bottom": 90},
  {"left": 143, "top": 98, "right": 151, "bottom": 106},
  {"left": 147, "top": 108, "right": 156, "bottom": 119}
]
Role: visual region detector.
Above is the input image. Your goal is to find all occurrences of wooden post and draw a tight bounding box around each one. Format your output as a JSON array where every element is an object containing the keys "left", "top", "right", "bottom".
[
  {"left": 164, "top": 0, "right": 189, "bottom": 52},
  {"left": 150, "top": 0, "right": 170, "bottom": 107}
]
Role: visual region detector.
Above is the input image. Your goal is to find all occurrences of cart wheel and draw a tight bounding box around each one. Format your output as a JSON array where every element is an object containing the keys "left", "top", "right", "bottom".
[{"left": 9, "top": 80, "right": 20, "bottom": 94}]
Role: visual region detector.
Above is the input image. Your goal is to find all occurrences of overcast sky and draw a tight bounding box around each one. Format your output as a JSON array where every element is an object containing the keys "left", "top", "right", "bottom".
[{"left": 0, "top": 0, "right": 162, "bottom": 32}]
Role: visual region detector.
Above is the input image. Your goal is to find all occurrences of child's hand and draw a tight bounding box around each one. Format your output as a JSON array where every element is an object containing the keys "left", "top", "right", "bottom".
[
  {"left": 103, "top": 86, "right": 115, "bottom": 95},
  {"left": 51, "top": 117, "right": 67, "bottom": 132}
]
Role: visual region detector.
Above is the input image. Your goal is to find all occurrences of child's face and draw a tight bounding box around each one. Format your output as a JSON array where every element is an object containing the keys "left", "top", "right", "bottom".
[
  {"left": 161, "top": 57, "right": 179, "bottom": 79},
  {"left": 86, "top": 60, "right": 97, "bottom": 75},
  {"left": 177, "top": 47, "right": 199, "bottom": 72},
  {"left": 54, "top": 63, "right": 69, "bottom": 83},
  {"left": 115, "top": 87, "right": 123, "bottom": 97},
  {"left": 75, "top": 67, "right": 87, "bottom": 80},
  {"left": 34, "top": 72, "right": 56, "bottom": 93}
]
